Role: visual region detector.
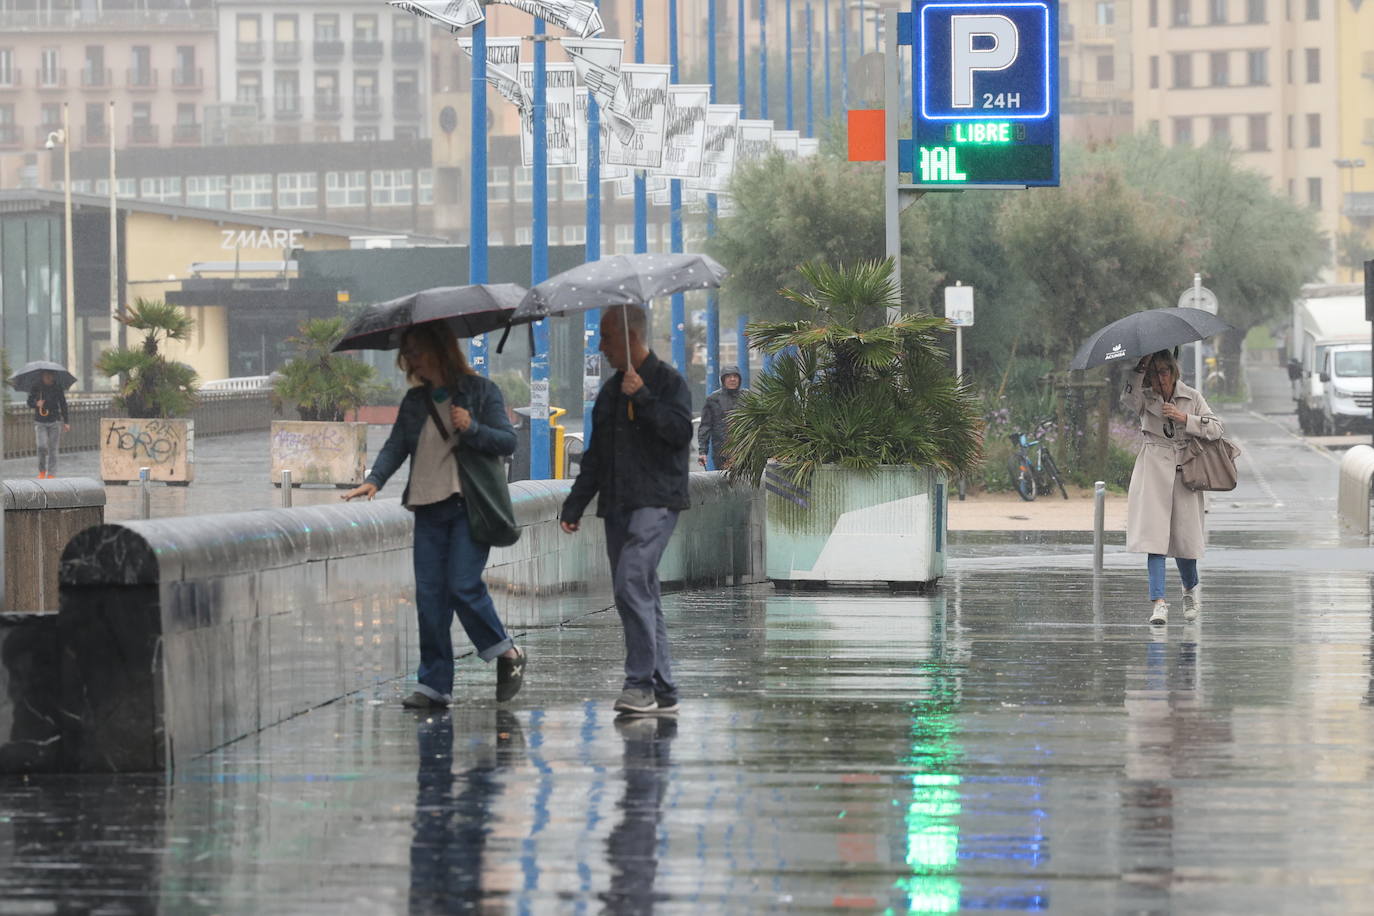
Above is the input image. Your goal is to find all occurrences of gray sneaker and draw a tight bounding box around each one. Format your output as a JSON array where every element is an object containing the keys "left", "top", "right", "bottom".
[
  {"left": 1182, "top": 587, "right": 1200, "bottom": 621},
  {"left": 613, "top": 687, "right": 658, "bottom": 715},
  {"left": 1149, "top": 602, "right": 1169, "bottom": 626}
]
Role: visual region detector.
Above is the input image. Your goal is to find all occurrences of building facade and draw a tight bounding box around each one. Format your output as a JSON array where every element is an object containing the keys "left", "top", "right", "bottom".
[
  {"left": 1335, "top": 0, "right": 1374, "bottom": 281},
  {"left": 1060, "top": 0, "right": 1135, "bottom": 144}
]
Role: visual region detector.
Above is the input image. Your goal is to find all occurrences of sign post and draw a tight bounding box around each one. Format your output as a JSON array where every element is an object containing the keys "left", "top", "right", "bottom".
[
  {"left": 1177, "top": 273, "right": 1218, "bottom": 395},
  {"left": 944, "top": 282, "right": 974, "bottom": 380}
]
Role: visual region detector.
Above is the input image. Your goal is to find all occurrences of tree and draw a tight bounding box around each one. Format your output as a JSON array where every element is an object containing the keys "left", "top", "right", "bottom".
[
  {"left": 1338, "top": 228, "right": 1374, "bottom": 283},
  {"left": 272, "top": 318, "right": 379, "bottom": 422},
  {"left": 96, "top": 299, "right": 199, "bottom": 418}
]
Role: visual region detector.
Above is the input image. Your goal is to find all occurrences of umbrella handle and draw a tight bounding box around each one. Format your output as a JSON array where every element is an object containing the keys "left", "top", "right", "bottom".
[
  {"left": 37, "top": 406, "right": 48, "bottom": 417},
  {"left": 495, "top": 323, "right": 513, "bottom": 355}
]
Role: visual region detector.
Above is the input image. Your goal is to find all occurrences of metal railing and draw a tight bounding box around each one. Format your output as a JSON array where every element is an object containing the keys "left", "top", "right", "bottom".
[
  {"left": 3, "top": 391, "right": 273, "bottom": 459},
  {"left": 35, "top": 68, "right": 65, "bottom": 89},
  {"left": 127, "top": 67, "right": 157, "bottom": 89},
  {"left": 128, "top": 123, "right": 158, "bottom": 144},
  {"left": 0, "top": 70, "right": 21, "bottom": 89},
  {"left": 314, "top": 40, "right": 345, "bottom": 61},
  {"left": 314, "top": 93, "right": 342, "bottom": 119},
  {"left": 236, "top": 40, "right": 264, "bottom": 62},
  {"left": 0, "top": 125, "right": 20, "bottom": 147},
  {"left": 172, "top": 67, "right": 202, "bottom": 89},
  {"left": 274, "top": 40, "right": 301, "bottom": 61},
  {"left": 354, "top": 94, "right": 382, "bottom": 117},
  {"left": 80, "top": 66, "right": 112, "bottom": 88},
  {"left": 172, "top": 123, "right": 201, "bottom": 144},
  {"left": 353, "top": 39, "right": 384, "bottom": 59}
]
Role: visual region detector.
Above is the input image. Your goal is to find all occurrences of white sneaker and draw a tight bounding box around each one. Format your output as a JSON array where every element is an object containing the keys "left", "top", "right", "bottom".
[
  {"left": 1149, "top": 602, "right": 1169, "bottom": 625},
  {"left": 1182, "top": 586, "right": 1200, "bottom": 621}
]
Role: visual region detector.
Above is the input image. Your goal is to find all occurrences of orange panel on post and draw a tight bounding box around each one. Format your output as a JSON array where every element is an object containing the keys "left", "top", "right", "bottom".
[{"left": 847, "top": 109, "right": 886, "bottom": 162}]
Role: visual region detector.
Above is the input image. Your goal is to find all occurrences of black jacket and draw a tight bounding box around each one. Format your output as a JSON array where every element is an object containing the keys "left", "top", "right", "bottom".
[
  {"left": 27, "top": 383, "right": 68, "bottom": 424},
  {"left": 561, "top": 351, "right": 693, "bottom": 523},
  {"left": 697, "top": 386, "right": 743, "bottom": 459}
]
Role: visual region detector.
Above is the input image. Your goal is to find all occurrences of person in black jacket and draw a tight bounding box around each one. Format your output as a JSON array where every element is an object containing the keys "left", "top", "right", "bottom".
[
  {"left": 27, "top": 371, "right": 70, "bottom": 479},
  {"left": 697, "top": 364, "right": 745, "bottom": 469},
  {"left": 560, "top": 304, "right": 693, "bottom": 717}
]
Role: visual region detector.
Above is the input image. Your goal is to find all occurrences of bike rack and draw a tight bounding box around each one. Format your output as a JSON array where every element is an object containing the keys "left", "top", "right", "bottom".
[{"left": 1337, "top": 445, "right": 1374, "bottom": 536}]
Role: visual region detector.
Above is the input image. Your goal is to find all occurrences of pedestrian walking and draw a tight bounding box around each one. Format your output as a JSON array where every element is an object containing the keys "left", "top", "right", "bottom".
[
  {"left": 342, "top": 322, "right": 526, "bottom": 708},
  {"left": 560, "top": 305, "right": 694, "bottom": 716},
  {"left": 697, "top": 364, "right": 746, "bottom": 469},
  {"left": 1122, "top": 349, "right": 1224, "bottom": 625},
  {"left": 27, "top": 371, "right": 70, "bottom": 479}
]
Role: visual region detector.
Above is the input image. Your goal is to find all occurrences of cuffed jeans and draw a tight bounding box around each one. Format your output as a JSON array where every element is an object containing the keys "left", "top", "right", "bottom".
[
  {"left": 1148, "top": 553, "right": 1199, "bottom": 601},
  {"left": 412, "top": 495, "right": 514, "bottom": 702},
  {"left": 34, "top": 422, "right": 62, "bottom": 475},
  {"left": 605, "top": 507, "right": 680, "bottom": 702}
]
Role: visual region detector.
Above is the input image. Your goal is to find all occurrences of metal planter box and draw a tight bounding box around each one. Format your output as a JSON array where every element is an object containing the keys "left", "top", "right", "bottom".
[{"left": 765, "top": 465, "right": 946, "bottom": 588}]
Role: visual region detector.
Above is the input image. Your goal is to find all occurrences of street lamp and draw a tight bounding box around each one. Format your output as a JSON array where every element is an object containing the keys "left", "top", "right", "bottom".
[
  {"left": 45, "top": 102, "right": 75, "bottom": 375},
  {"left": 1335, "top": 158, "right": 1366, "bottom": 281}
]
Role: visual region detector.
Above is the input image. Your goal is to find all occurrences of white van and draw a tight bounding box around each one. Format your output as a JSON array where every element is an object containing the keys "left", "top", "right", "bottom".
[
  {"left": 1289, "top": 286, "right": 1371, "bottom": 435},
  {"left": 1317, "top": 344, "right": 1372, "bottom": 435}
]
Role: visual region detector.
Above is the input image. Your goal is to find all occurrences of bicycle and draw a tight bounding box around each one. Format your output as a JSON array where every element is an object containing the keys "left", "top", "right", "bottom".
[{"left": 1007, "top": 419, "right": 1069, "bottom": 502}]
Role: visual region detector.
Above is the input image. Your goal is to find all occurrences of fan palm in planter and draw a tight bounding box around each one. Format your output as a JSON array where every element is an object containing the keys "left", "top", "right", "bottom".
[
  {"left": 727, "top": 259, "right": 983, "bottom": 588},
  {"left": 95, "top": 299, "right": 200, "bottom": 484},
  {"left": 269, "top": 317, "right": 381, "bottom": 487}
]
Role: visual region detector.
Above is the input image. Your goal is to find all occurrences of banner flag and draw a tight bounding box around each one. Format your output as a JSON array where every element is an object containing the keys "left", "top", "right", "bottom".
[
  {"left": 605, "top": 64, "right": 671, "bottom": 170},
  {"left": 456, "top": 36, "right": 527, "bottom": 113},
  {"left": 519, "top": 62, "right": 578, "bottom": 167},
  {"left": 560, "top": 38, "right": 636, "bottom": 144},
  {"left": 660, "top": 85, "right": 711, "bottom": 180},
  {"left": 576, "top": 88, "right": 631, "bottom": 182}
]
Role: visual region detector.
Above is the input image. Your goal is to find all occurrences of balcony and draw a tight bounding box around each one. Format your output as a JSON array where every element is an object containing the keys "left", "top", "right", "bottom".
[
  {"left": 172, "top": 122, "right": 201, "bottom": 144},
  {"left": 36, "top": 69, "right": 67, "bottom": 90},
  {"left": 392, "top": 39, "right": 423, "bottom": 61},
  {"left": 0, "top": 124, "right": 21, "bottom": 148},
  {"left": 1077, "top": 24, "right": 1116, "bottom": 44},
  {"left": 273, "top": 95, "right": 303, "bottom": 120},
  {"left": 0, "top": 70, "right": 21, "bottom": 90},
  {"left": 314, "top": 93, "right": 342, "bottom": 120},
  {"left": 127, "top": 68, "right": 157, "bottom": 90},
  {"left": 127, "top": 122, "right": 158, "bottom": 145},
  {"left": 172, "top": 67, "right": 203, "bottom": 90},
  {"left": 236, "top": 40, "right": 264, "bottom": 63},
  {"left": 393, "top": 93, "right": 421, "bottom": 119},
  {"left": 354, "top": 93, "right": 381, "bottom": 118},
  {"left": 274, "top": 40, "right": 301, "bottom": 61},
  {"left": 314, "top": 40, "right": 344, "bottom": 62},
  {"left": 82, "top": 124, "right": 109, "bottom": 145},
  {"left": 80, "top": 66, "right": 112, "bottom": 88},
  {"left": 0, "top": 9, "right": 214, "bottom": 29},
  {"left": 353, "top": 39, "right": 384, "bottom": 60}
]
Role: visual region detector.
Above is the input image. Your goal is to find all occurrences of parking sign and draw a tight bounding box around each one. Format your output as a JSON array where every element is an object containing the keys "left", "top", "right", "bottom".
[{"left": 910, "top": 1, "right": 1059, "bottom": 187}]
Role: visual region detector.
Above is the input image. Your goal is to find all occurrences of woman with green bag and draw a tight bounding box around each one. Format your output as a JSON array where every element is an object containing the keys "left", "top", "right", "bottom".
[{"left": 342, "top": 322, "right": 526, "bottom": 709}]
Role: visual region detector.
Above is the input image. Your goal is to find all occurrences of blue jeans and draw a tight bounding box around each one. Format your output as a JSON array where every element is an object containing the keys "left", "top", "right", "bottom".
[
  {"left": 1148, "top": 553, "right": 1199, "bottom": 601},
  {"left": 412, "top": 495, "right": 513, "bottom": 701}
]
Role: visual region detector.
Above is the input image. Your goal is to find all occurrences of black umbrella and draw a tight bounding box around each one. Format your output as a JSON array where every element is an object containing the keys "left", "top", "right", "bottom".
[
  {"left": 332, "top": 283, "right": 530, "bottom": 352},
  {"left": 9, "top": 360, "right": 77, "bottom": 392},
  {"left": 1069, "top": 307, "right": 1233, "bottom": 371}
]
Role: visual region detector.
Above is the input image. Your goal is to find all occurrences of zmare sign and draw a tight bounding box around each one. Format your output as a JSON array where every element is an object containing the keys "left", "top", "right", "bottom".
[{"left": 910, "top": 1, "right": 1059, "bottom": 188}]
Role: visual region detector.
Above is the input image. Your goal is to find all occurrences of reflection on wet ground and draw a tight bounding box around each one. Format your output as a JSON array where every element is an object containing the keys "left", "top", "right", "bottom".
[{"left": 5, "top": 562, "right": 1374, "bottom": 912}]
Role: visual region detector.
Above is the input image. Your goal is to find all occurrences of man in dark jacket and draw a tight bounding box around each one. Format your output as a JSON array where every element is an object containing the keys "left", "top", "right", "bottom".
[
  {"left": 697, "top": 364, "right": 744, "bottom": 469},
  {"left": 560, "top": 304, "right": 693, "bottom": 717}
]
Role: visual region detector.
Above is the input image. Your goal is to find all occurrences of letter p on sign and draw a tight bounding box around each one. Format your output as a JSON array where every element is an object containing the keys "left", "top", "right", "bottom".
[{"left": 951, "top": 15, "right": 1019, "bottom": 108}]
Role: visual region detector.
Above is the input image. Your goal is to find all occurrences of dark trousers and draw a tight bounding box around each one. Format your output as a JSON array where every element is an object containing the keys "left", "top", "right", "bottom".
[
  {"left": 411, "top": 495, "right": 513, "bottom": 701},
  {"left": 604, "top": 507, "right": 680, "bottom": 700}
]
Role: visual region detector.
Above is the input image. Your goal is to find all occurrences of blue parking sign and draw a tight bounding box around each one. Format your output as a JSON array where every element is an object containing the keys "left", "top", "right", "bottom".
[{"left": 909, "top": 0, "right": 1059, "bottom": 187}]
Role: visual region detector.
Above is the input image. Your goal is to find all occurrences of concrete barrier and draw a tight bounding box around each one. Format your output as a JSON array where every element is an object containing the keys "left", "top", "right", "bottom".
[
  {"left": 50, "top": 473, "right": 762, "bottom": 773},
  {"left": 3, "top": 478, "right": 105, "bottom": 612},
  {"left": 0, "top": 612, "right": 61, "bottom": 772},
  {"left": 1337, "top": 444, "right": 1374, "bottom": 536}
]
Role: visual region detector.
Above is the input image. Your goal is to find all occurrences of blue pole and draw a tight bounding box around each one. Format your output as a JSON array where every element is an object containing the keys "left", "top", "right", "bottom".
[
  {"left": 634, "top": 0, "right": 647, "bottom": 258},
  {"left": 736, "top": 313, "right": 751, "bottom": 389},
  {"left": 707, "top": 0, "right": 720, "bottom": 397},
  {"left": 839, "top": 0, "right": 847, "bottom": 108},
  {"left": 531, "top": 16, "right": 551, "bottom": 479},
  {"left": 583, "top": 14, "right": 602, "bottom": 445},
  {"left": 823, "top": 0, "right": 831, "bottom": 120},
  {"left": 785, "top": 0, "right": 794, "bottom": 131},
  {"left": 859, "top": 0, "right": 865, "bottom": 55},
  {"left": 469, "top": 20, "right": 489, "bottom": 375},
  {"left": 806, "top": 4, "right": 815, "bottom": 136},
  {"left": 669, "top": 0, "right": 687, "bottom": 374},
  {"left": 737, "top": 0, "right": 747, "bottom": 117},
  {"left": 758, "top": 0, "right": 768, "bottom": 120}
]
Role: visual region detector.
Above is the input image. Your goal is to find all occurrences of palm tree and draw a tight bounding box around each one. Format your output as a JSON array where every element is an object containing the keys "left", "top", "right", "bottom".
[
  {"left": 96, "top": 298, "right": 199, "bottom": 419},
  {"left": 726, "top": 259, "right": 983, "bottom": 486},
  {"left": 272, "top": 318, "right": 379, "bottom": 422}
]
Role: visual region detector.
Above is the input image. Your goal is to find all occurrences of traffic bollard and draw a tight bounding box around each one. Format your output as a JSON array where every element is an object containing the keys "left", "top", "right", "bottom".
[
  {"left": 281, "top": 469, "right": 292, "bottom": 508},
  {"left": 1093, "top": 480, "right": 1106, "bottom": 575},
  {"left": 139, "top": 467, "right": 151, "bottom": 520}
]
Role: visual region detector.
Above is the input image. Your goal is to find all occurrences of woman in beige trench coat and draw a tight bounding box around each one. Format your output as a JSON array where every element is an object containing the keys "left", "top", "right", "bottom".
[{"left": 1123, "top": 349, "right": 1224, "bottom": 626}]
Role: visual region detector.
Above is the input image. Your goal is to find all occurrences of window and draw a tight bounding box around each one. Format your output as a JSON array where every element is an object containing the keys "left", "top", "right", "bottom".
[
  {"left": 514, "top": 166, "right": 532, "bottom": 202},
  {"left": 1149, "top": 0, "right": 1159, "bottom": 25},
  {"left": 1172, "top": 117, "right": 1193, "bottom": 146},
  {"left": 186, "top": 176, "right": 229, "bottom": 209},
  {"left": 1246, "top": 0, "right": 1265, "bottom": 22},
  {"left": 140, "top": 177, "right": 182, "bottom": 203},
  {"left": 275, "top": 15, "right": 299, "bottom": 41},
  {"left": 1172, "top": 52, "right": 1193, "bottom": 88},
  {"left": 1150, "top": 56, "right": 1159, "bottom": 88},
  {"left": 353, "top": 70, "right": 378, "bottom": 108},
  {"left": 131, "top": 101, "right": 151, "bottom": 124},
  {"left": 1305, "top": 0, "right": 1319, "bottom": 18},
  {"left": 274, "top": 71, "right": 300, "bottom": 116},
  {"left": 237, "top": 71, "right": 262, "bottom": 107},
  {"left": 1286, "top": 113, "right": 1294, "bottom": 148},
  {"left": 1286, "top": 49, "right": 1293, "bottom": 84},
  {"left": 83, "top": 45, "right": 105, "bottom": 86},
  {"left": 238, "top": 14, "right": 261, "bottom": 41},
  {"left": 1305, "top": 48, "right": 1319, "bottom": 83},
  {"left": 548, "top": 227, "right": 560, "bottom": 246},
  {"left": 488, "top": 166, "right": 510, "bottom": 202},
  {"left": 278, "top": 172, "right": 318, "bottom": 209},
  {"left": 1247, "top": 49, "right": 1268, "bottom": 84},
  {"left": 353, "top": 126, "right": 379, "bottom": 141},
  {"left": 563, "top": 173, "right": 587, "bottom": 202},
  {"left": 394, "top": 13, "right": 419, "bottom": 41},
  {"left": 1209, "top": 0, "right": 1226, "bottom": 22},
  {"left": 1095, "top": 2, "right": 1115, "bottom": 24},
  {"left": 515, "top": 226, "right": 532, "bottom": 245},
  {"left": 231, "top": 174, "right": 273, "bottom": 210},
  {"left": 39, "top": 48, "right": 58, "bottom": 86},
  {"left": 40, "top": 103, "right": 60, "bottom": 129},
  {"left": 131, "top": 46, "right": 151, "bottom": 84},
  {"left": 353, "top": 14, "right": 379, "bottom": 41},
  {"left": 489, "top": 231, "right": 505, "bottom": 246},
  {"left": 0, "top": 49, "right": 12, "bottom": 86},
  {"left": 614, "top": 224, "right": 634, "bottom": 253},
  {"left": 175, "top": 46, "right": 196, "bottom": 86},
  {"left": 1096, "top": 54, "right": 1114, "bottom": 82},
  {"left": 1306, "top": 113, "right": 1321, "bottom": 147},
  {"left": 1210, "top": 51, "right": 1229, "bottom": 85},
  {"left": 315, "top": 14, "right": 339, "bottom": 40},
  {"left": 315, "top": 71, "right": 340, "bottom": 113},
  {"left": 371, "top": 169, "right": 413, "bottom": 206},
  {"left": 1172, "top": 0, "right": 1190, "bottom": 25},
  {"left": 418, "top": 168, "right": 433, "bottom": 205},
  {"left": 1307, "top": 177, "right": 1321, "bottom": 209},
  {"left": 326, "top": 170, "right": 366, "bottom": 207},
  {"left": 1209, "top": 116, "right": 1230, "bottom": 143},
  {"left": 94, "top": 178, "right": 135, "bottom": 198},
  {"left": 1148, "top": 119, "right": 1161, "bottom": 137},
  {"left": 85, "top": 102, "right": 106, "bottom": 140},
  {"left": 1247, "top": 113, "right": 1269, "bottom": 150},
  {"left": 563, "top": 225, "right": 586, "bottom": 245}
]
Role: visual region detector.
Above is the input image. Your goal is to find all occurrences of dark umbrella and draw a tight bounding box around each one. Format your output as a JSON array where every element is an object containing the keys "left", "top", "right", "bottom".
[
  {"left": 9, "top": 360, "right": 77, "bottom": 392},
  {"left": 509, "top": 252, "right": 728, "bottom": 354},
  {"left": 332, "top": 283, "right": 530, "bottom": 352},
  {"left": 1069, "top": 307, "right": 1233, "bottom": 371}
]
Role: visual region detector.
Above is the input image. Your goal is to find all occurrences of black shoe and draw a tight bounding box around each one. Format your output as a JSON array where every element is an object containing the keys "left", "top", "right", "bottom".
[
  {"left": 402, "top": 691, "right": 448, "bottom": 709},
  {"left": 496, "top": 647, "right": 526, "bottom": 703},
  {"left": 654, "top": 694, "right": 680, "bottom": 715}
]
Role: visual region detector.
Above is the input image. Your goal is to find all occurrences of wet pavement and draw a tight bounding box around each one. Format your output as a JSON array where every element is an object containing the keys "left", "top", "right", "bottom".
[{"left": 3, "top": 364, "right": 1374, "bottom": 913}]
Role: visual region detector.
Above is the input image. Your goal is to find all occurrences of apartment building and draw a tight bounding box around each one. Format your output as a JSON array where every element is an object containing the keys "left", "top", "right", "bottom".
[
  {"left": 1335, "top": 0, "right": 1373, "bottom": 280},
  {"left": 216, "top": 0, "right": 431, "bottom": 144},
  {"left": 1060, "top": 0, "right": 1135, "bottom": 144},
  {"left": 0, "top": 0, "right": 217, "bottom": 187},
  {"left": 1133, "top": 0, "right": 1341, "bottom": 244}
]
